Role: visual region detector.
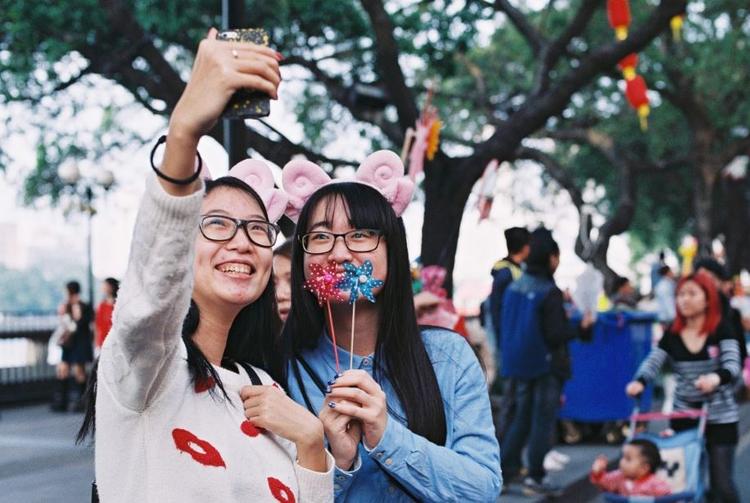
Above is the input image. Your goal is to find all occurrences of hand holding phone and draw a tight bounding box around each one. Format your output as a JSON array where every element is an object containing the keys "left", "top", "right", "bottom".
[{"left": 217, "top": 28, "right": 275, "bottom": 119}]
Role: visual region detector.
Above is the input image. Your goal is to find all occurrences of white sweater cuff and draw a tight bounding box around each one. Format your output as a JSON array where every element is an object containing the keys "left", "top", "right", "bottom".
[{"left": 294, "top": 450, "right": 335, "bottom": 503}]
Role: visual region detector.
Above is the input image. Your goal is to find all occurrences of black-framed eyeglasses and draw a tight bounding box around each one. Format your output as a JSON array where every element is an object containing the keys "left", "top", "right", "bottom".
[
  {"left": 199, "top": 214, "right": 280, "bottom": 248},
  {"left": 300, "top": 229, "right": 383, "bottom": 255}
]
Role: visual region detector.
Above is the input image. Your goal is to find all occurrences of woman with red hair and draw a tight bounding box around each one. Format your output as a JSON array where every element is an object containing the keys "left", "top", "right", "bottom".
[{"left": 626, "top": 271, "right": 741, "bottom": 502}]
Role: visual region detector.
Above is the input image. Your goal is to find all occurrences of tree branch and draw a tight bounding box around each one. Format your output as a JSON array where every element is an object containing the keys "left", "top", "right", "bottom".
[
  {"left": 469, "top": 0, "right": 687, "bottom": 185},
  {"left": 255, "top": 120, "right": 357, "bottom": 168},
  {"left": 359, "top": 0, "right": 419, "bottom": 130},
  {"left": 487, "top": 0, "right": 545, "bottom": 55},
  {"left": 282, "top": 55, "right": 402, "bottom": 144},
  {"left": 98, "top": 0, "right": 185, "bottom": 109},
  {"left": 533, "top": 0, "right": 599, "bottom": 96},
  {"left": 514, "top": 145, "right": 584, "bottom": 209}
]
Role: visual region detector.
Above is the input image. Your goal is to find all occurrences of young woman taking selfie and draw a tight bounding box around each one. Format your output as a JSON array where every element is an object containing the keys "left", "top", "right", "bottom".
[{"left": 79, "top": 29, "right": 333, "bottom": 502}]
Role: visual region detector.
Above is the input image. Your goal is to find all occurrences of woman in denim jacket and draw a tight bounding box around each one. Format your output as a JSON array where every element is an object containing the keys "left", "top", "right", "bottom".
[{"left": 280, "top": 160, "right": 502, "bottom": 502}]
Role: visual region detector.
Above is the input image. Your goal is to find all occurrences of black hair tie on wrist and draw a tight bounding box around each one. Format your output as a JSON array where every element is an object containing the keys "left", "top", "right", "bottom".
[{"left": 150, "top": 135, "right": 203, "bottom": 185}]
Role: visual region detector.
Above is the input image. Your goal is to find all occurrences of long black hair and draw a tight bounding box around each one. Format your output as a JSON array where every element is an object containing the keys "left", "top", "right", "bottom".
[
  {"left": 78, "top": 176, "right": 281, "bottom": 443},
  {"left": 281, "top": 182, "right": 447, "bottom": 446}
]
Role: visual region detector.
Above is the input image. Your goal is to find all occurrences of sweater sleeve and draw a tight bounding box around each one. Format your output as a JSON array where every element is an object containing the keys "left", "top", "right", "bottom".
[
  {"left": 590, "top": 469, "right": 625, "bottom": 493},
  {"left": 293, "top": 451, "right": 335, "bottom": 503},
  {"left": 361, "top": 341, "right": 502, "bottom": 501},
  {"left": 715, "top": 322, "right": 742, "bottom": 385},
  {"left": 98, "top": 173, "right": 204, "bottom": 412},
  {"left": 635, "top": 338, "right": 669, "bottom": 385}
]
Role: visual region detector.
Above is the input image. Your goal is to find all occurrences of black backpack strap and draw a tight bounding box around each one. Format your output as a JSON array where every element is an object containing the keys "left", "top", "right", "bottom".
[
  {"left": 236, "top": 361, "right": 263, "bottom": 386},
  {"left": 296, "top": 355, "right": 327, "bottom": 393},
  {"left": 291, "top": 357, "right": 317, "bottom": 415},
  {"left": 291, "top": 354, "right": 329, "bottom": 415}
]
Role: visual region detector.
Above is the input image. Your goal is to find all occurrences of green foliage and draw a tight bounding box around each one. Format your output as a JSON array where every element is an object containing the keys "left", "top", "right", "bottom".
[
  {"left": 0, "top": 0, "right": 748, "bottom": 268},
  {"left": 0, "top": 263, "right": 84, "bottom": 312}
]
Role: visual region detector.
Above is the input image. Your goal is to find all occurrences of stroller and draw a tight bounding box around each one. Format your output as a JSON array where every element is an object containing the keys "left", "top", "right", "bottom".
[{"left": 602, "top": 401, "right": 708, "bottom": 503}]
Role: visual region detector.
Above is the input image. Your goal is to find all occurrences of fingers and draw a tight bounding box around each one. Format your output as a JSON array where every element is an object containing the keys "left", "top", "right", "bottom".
[
  {"left": 224, "top": 42, "right": 281, "bottom": 61},
  {"left": 330, "top": 370, "right": 382, "bottom": 396},
  {"left": 206, "top": 27, "right": 218, "bottom": 40},
  {"left": 327, "top": 386, "right": 371, "bottom": 407},
  {"left": 327, "top": 400, "right": 374, "bottom": 422},
  {"left": 239, "top": 384, "right": 277, "bottom": 400}
]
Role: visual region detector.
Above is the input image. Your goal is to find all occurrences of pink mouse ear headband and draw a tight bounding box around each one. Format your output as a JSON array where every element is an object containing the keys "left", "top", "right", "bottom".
[
  {"left": 202, "top": 159, "right": 289, "bottom": 224},
  {"left": 281, "top": 150, "right": 415, "bottom": 222}
]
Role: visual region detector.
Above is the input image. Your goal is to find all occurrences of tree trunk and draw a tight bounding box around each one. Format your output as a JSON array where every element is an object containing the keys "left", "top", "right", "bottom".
[
  {"left": 419, "top": 155, "right": 478, "bottom": 296},
  {"left": 722, "top": 173, "right": 750, "bottom": 276},
  {"left": 692, "top": 166, "right": 716, "bottom": 257}
]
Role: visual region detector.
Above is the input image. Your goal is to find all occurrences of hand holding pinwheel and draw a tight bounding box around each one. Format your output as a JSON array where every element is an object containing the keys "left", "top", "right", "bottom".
[{"left": 336, "top": 260, "right": 384, "bottom": 369}]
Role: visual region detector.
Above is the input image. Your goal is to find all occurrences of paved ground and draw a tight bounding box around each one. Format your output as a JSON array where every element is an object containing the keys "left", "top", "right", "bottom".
[
  {"left": 0, "top": 405, "right": 93, "bottom": 503},
  {"left": 1, "top": 401, "right": 748, "bottom": 502}
]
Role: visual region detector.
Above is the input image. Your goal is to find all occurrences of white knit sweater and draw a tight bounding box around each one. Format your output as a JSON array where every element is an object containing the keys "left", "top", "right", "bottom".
[{"left": 95, "top": 174, "right": 333, "bottom": 502}]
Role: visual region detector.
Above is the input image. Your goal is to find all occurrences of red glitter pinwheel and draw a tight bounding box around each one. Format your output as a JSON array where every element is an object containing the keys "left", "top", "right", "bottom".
[
  {"left": 303, "top": 261, "right": 346, "bottom": 306},
  {"left": 303, "top": 260, "right": 345, "bottom": 372}
]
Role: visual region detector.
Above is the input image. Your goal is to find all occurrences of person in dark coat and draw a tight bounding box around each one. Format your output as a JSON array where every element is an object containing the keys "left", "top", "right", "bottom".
[{"left": 499, "top": 228, "right": 593, "bottom": 496}]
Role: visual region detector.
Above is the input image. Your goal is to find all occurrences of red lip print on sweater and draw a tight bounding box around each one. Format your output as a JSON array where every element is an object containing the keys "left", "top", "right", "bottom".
[
  {"left": 267, "top": 477, "right": 296, "bottom": 503},
  {"left": 172, "top": 428, "right": 226, "bottom": 468},
  {"left": 241, "top": 420, "right": 266, "bottom": 437}
]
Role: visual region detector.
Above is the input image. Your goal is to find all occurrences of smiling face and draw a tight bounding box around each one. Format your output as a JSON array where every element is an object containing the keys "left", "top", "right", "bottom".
[
  {"left": 192, "top": 186, "right": 273, "bottom": 312},
  {"left": 302, "top": 194, "right": 387, "bottom": 304}
]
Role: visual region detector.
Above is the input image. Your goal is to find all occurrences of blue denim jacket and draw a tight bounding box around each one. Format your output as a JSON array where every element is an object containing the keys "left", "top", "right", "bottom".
[{"left": 286, "top": 327, "right": 502, "bottom": 502}]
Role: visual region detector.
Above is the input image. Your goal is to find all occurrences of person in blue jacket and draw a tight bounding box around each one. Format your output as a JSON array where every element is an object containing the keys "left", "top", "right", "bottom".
[
  {"left": 282, "top": 179, "right": 501, "bottom": 502},
  {"left": 499, "top": 227, "right": 592, "bottom": 497}
]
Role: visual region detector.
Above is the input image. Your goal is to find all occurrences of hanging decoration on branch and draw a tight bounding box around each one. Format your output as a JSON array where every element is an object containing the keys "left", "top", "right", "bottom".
[
  {"left": 406, "top": 84, "right": 441, "bottom": 180},
  {"left": 607, "top": 0, "right": 631, "bottom": 40},
  {"left": 617, "top": 53, "right": 639, "bottom": 81},
  {"left": 670, "top": 14, "right": 685, "bottom": 41},
  {"left": 476, "top": 159, "right": 499, "bottom": 222},
  {"left": 625, "top": 75, "right": 650, "bottom": 131}
]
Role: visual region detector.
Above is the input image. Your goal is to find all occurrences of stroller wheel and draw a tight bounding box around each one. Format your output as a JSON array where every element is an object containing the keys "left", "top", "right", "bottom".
[{"left": 561, "top": 420, "right": 582, "bottom": 444}]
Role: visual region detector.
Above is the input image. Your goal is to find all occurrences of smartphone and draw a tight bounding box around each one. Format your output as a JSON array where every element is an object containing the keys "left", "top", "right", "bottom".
[{"left": 217, "top": 28, "right": 272, "bottom": 120}]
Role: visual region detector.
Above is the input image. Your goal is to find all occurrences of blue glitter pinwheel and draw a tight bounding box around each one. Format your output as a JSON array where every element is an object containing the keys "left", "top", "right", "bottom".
[{"left": 336, "top": 260, "right": 384, "bottom": 304}]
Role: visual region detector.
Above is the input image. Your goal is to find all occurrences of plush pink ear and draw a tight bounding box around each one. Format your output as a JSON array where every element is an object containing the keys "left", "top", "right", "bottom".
[
  {"left": 200, "top": 160, "right": 214, "bottom": 181},
  {"left": 356, "top": 150, "right": 415, "bottom": 216},
  {"left": 229, "top": 159, "right": 289, "bottom": 223},
  {"left": 281, "top": 159, "right": 332, "bottom": 222}
]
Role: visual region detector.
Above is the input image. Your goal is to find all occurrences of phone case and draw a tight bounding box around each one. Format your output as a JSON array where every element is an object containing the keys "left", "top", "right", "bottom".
[{"left": 217, "top": 28, "right": 271, "bottom": 120}]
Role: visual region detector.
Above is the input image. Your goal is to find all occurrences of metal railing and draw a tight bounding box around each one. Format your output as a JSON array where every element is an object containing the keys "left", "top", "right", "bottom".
[{"left": 0, "top": 311, "right": 59, "bottom": 404}]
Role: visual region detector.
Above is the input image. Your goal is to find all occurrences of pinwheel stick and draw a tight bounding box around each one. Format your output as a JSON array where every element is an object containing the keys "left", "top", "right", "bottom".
[
  {"left": 327, "top": 301, "right": 341, "bottom": 374},
  {"left": 349, "top": 301, "right": 356, "bottom": 370}
]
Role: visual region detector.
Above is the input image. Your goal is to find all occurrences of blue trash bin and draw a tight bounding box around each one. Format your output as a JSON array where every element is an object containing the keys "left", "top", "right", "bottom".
[{"left": 559, "top": 311, "right": 655, "bottom": 422}]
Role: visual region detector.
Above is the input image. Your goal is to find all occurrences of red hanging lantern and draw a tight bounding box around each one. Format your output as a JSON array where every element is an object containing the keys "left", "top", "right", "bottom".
[
  {"left": 618, "top": 53, "right": 639, "bottom": 81},
  {"left": 607, "top": 0, "right": 631, "bottom": 40},
  {"left": 625, "top": 75, "right": 650, "bottom": 131}
]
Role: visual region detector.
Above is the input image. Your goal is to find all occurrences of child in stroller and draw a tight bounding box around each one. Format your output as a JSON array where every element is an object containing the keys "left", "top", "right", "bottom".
[{"left": 591, "top": 438, "right": 671, "bottom": 497}]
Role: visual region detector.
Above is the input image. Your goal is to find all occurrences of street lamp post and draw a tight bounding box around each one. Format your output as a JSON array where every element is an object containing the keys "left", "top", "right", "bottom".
[
  {"left": 222, "top": 0, "right": 246, "bottom": 167},
  {"left": 57, "top": 164, "right": 115, "bottom": 308}
]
